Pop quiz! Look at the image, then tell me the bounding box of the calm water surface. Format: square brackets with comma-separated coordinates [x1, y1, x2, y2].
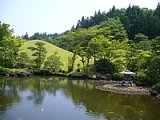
[0, 76, 160, 120]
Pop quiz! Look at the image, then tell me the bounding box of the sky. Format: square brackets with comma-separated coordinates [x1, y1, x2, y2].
[0, 0, 159, 36]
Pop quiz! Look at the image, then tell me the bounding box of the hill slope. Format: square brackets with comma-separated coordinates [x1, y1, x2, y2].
[20, 40, 81, 70]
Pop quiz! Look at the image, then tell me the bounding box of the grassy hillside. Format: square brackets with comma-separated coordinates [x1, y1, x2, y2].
[20, 40, 82, 70]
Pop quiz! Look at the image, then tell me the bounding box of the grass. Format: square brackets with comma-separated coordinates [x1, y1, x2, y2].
[19, 40, 82, 71]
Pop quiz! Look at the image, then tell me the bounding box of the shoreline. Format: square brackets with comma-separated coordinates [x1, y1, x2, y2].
[1, 72, 159, 97]
[96, 84, 151, 95]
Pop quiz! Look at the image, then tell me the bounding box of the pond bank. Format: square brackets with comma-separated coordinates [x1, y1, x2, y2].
[96, 84, 151, 95]
[1, 71, 159, 96]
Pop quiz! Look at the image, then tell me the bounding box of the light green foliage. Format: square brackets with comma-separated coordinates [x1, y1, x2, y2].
[126, 41, 152, 70]
[17, 52, 31, 65]
[0, 22, 24, 67]
[0, 22, 13, 41]
[28, 41, 47, 68]
[67, 52, 77, 72]
[0, 36, 24, 67]
[98, 17, 128, 40]
[77, 46, 92, 76]
[44, 51, 63, 72]
[89, 35, 130, 71]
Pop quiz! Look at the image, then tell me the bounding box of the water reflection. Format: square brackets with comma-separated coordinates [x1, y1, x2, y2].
[0, 76, 160, 120]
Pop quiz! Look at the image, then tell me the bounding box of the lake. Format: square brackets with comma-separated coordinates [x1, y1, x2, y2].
[0, 76, 160, 120]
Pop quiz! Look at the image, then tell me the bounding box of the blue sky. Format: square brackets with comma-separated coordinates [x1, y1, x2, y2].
[0, 0, 159, 36]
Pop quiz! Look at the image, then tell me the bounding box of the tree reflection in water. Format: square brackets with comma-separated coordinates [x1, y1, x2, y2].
[0, 76, 160, 120]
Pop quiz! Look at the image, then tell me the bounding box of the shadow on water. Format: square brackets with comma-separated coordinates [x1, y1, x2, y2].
[0, 76, 160, 120]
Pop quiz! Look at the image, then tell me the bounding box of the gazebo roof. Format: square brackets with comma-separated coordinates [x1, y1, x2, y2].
[120, 70, 135, 75]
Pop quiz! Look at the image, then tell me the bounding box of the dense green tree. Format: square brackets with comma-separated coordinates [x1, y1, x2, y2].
[147, 56, 160, 83]
[17, 52, 31, 66]
[0, 38, 11, 67]
[95, 59, 116, 75]
[44, 51, 63, 72]
[88, 36, 104, 73]
[0, 36, 24, 67]
[77, 46, 92, 76]
[134, 33, 151, 51]
[0, 22, 13, 41]
[28, 42, 47, 68]
[134, 33, 148, 43]
[154, 2, 160, 17]
[98, 17, 128, 40]
[71, 4, 160, 41]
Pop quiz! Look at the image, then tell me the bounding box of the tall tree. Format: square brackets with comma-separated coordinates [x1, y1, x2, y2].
[0, 22, 24, 68]
[154, 2, 160, 17]
[22, 32, 29, 40]
[28, 42, 47, 68]
[0, 22, 13, 41]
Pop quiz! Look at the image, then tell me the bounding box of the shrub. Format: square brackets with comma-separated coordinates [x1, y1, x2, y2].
[95, 59, 116, 75]
[0, 67, 12, 74]
[147, 56, 160, 84]
[32, 69, 51, 76]
[152, 82, 160, 94]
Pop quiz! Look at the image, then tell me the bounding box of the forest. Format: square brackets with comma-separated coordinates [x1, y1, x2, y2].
[0, 4, 160, 91]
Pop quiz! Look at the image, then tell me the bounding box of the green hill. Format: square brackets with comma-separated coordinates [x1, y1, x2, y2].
[20, 40, 81, 70]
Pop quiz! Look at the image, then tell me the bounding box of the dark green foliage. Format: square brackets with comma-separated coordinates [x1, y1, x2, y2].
[95, 59, 116, 75]
[22, 32, 29, 40]
[152, 82, 160, 94]
[152, 36, 160, 55]
[32, 69, 51, 76]
[25, 32, 59, 42]
[76, 10, 107, 29]
[154, 2, 160, 17]
[134, 71, 148, 85]
[147, 56, 160, 83]
[74, 4, 160, 40]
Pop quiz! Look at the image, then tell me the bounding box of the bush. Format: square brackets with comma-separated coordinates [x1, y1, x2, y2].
[147, 56, 160, 82]
[95, 59, 116, 75]
[44, 52, 63, 72]
[133, 71, 149, 86]
[152, 82, 160, 94]
[112, 73, 123, 81]
[0, 67, 12, 74]
[32, 69, 51, 75]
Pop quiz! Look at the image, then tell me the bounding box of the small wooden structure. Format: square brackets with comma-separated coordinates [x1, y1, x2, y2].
[120, 70, 135, 86]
